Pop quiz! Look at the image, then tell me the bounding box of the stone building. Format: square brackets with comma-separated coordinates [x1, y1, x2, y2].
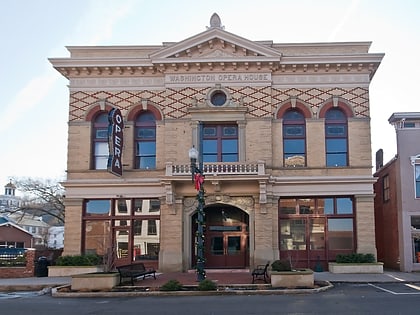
[49, 14, 383, 272]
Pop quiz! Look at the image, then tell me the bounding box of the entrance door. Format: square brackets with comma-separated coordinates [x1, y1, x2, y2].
[192, 204, 249, 269]
[207, 231, 246, 268]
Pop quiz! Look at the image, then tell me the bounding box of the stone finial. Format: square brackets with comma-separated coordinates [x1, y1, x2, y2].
[208, 13, 224, 29]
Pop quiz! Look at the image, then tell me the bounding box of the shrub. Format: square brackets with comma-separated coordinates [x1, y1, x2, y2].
[160, 279, 183, 291]
[55, 254, 102, 266]
[335, 253, 376, 263]
[198, 279, 217, 291]
[271, 259, 292, 272]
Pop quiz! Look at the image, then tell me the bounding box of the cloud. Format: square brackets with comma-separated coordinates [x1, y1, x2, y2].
[327, 0, 361, 41]
[73, 0, 137, 46]
[0, 72, 57, 133]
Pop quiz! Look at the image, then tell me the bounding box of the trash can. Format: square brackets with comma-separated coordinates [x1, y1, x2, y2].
[35, 256, 49, 277]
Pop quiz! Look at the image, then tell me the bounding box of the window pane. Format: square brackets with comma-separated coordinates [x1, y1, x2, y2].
[222, 139, 238, 153]
[280, 219, 306, 250]
[326, 125, 346, 136]
[203, 127, 217, 137]
[280, 199, 296, 214]
[203, 155, 217, 162]
[284, 126, 304, 136]
[203, 140, 217, 153]
[337, 198, 353, 214]
[95, 142, 109, 155]
[95, 156, 108, 169]
[137, 142, 156, 155]
[328, 218, 353, 250]
[86, 200, 111, 215]
[96, 129, 108, 138]
[326, 154, 347, 167]
[298, 198, 315, 214]
[84, 220, 111, 256]
[325, 108, 346, 120]
[284, 110, 304, 120]
[139, 157, 156, 169]
[323, 198, 334, 214]
[211, 236, 224, 255]
[148, 220, 157, 235]
[138, 128, 156, 139]
[310, 218, 325, 250]
[223, 126, 237, 136]
[326, 139, 347, 152]
[416, 165, 420, 198]
[222, 154, 238, 162]
[284, 139, 305, 153]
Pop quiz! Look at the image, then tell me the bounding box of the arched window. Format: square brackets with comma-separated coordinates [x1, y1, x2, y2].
[325, 108, 348, 167]
[92, 112, 109, 170]
[283, 109, 306, 167]
[135, 111, 156, 169]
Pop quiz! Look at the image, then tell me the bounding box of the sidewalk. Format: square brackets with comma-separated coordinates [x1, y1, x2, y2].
[1, 270, 420, 292]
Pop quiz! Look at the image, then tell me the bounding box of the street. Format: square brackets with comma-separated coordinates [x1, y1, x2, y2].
[2, 283, 420, 314]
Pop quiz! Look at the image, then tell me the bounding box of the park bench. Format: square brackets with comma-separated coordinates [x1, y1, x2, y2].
[251, 262, 269, 283]
[116, 262, 156, 285]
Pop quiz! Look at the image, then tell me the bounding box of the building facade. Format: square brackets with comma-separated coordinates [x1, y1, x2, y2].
[50, 14, 383, 272]
[374, 112, 420, 272]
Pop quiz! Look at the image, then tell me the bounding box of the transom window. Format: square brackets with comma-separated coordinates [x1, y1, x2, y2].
[202, 124, 238, 162]
[283, 109, 306, 167]
[92, 112, 109, 170]
[325, 108, 348, 167]
[135, 111, 156, 169]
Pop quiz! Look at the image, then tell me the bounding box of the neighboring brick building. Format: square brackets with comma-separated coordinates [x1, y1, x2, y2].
[49, 14, 383, 272]
[374, 112, 420, 272]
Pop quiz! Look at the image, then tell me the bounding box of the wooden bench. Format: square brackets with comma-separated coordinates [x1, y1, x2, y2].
[116, 262, 156, 285]
[251, 262, 269, 283]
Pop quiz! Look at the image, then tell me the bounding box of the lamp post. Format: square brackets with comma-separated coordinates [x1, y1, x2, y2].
[189, 146, 206, 281]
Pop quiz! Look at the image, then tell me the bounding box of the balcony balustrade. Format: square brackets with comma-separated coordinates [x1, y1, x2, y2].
[165, 161, 265, 176]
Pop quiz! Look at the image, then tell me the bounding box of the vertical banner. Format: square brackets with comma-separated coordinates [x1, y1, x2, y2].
[107, 108, 124, 177]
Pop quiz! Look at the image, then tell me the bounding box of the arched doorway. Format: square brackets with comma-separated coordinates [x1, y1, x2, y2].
[192, 204, 249, 269]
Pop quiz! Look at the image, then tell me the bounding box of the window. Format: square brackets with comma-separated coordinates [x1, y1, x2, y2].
[202, 124, 238, 162]
[210, 90, 227, 106]
[83, 198, 160, 262]
[283, 109, 306, 167]
[416, 165, 420, 199]
[328, 218, 354, 250]
[383, 175, 390, 202]
[325, 108, 348, 167]
[92, 112, 109, 169]
[135, 111, 156, 169]
[147, 220, 158, 235]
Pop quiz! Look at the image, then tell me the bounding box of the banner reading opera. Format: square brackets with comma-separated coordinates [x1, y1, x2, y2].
[107, 108, 124, 177]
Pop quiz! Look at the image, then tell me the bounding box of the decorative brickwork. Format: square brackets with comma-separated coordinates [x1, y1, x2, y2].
[69, 87, 369, 122]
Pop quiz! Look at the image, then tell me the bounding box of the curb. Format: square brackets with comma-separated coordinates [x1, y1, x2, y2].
[51, 281, 333, 298]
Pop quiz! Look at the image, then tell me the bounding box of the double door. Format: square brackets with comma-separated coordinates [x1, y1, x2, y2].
[206, 230, 248, 268]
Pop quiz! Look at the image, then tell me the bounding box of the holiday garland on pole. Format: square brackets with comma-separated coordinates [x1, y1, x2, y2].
[194, 172, 206, 281]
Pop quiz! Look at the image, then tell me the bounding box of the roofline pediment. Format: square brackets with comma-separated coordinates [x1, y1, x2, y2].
[150, 27, 282, 61]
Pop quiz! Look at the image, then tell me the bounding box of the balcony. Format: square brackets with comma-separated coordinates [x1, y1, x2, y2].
[165, 161, 265, 176]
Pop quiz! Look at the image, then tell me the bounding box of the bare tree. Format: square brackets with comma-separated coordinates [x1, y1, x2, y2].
[11, 177, 65, 225]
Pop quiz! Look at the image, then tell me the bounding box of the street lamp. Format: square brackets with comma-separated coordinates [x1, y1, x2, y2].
[189, 146, 206, 281]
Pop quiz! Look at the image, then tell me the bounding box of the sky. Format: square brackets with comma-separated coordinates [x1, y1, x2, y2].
[1, 0, 419, 190]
